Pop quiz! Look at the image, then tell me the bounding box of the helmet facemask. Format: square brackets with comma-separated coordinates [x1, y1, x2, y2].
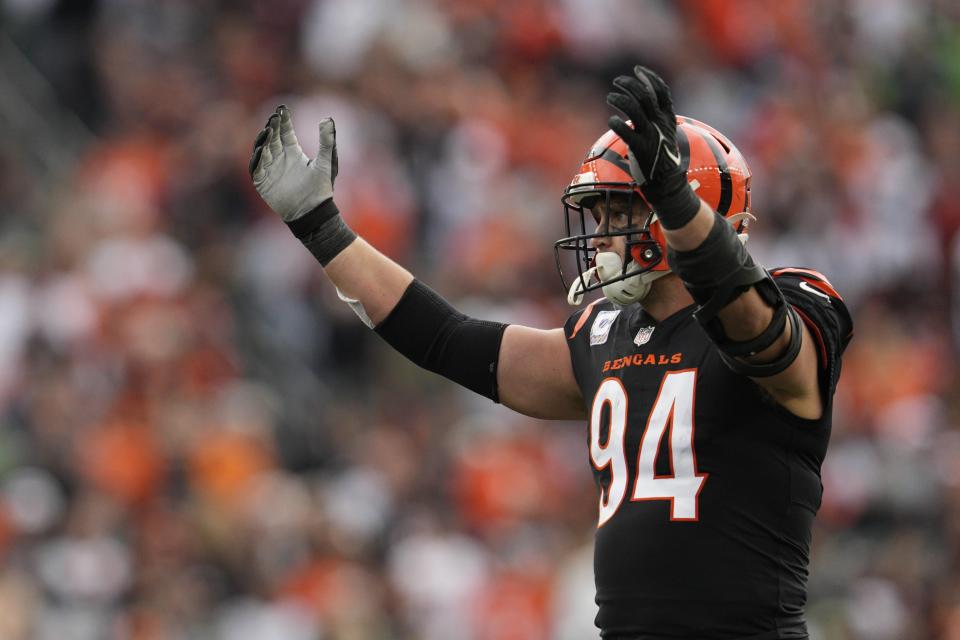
[554, 187, 669, 307]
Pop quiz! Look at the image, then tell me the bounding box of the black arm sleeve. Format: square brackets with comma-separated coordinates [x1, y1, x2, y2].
[374, 280, 508, 402]
[668, 212, 803, 377]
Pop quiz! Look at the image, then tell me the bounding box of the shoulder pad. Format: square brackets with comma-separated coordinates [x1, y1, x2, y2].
[772, 267, 853, 390]
[771, 267, 844, 303]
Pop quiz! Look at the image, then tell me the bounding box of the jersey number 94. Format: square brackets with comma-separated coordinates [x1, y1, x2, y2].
[590, 370, 708, 526]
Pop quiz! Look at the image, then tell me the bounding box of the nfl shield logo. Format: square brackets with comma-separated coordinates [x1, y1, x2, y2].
[633, 326, 655, 346]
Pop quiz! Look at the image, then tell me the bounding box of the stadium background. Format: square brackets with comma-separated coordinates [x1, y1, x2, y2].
[1, 0, 959, 638]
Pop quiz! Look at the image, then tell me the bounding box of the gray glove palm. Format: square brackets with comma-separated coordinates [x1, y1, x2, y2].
[249, 105, 338, 222]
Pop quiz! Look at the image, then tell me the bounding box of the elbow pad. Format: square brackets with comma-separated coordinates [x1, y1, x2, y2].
[374, 280, 508, 402]
[668, 212, 802, 377]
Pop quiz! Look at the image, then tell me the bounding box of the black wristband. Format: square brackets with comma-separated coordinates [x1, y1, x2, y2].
[285, 199, 357, 266]
[646, 181, 701, 230]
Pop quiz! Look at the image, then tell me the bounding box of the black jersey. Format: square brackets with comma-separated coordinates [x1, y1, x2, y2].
[563, 268, 853, 640]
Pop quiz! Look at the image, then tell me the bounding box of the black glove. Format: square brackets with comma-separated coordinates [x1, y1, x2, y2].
[607, 66, 701, 230]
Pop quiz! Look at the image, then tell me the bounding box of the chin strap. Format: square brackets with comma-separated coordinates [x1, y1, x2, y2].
[727, 211, 755, 243]
[567, 265, 600, 306]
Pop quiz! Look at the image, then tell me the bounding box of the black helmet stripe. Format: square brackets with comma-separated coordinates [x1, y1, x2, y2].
[698, 130, 733, 215]
[598, 147, 631, 176]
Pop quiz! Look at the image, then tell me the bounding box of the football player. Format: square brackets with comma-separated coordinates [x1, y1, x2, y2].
[249, 66, 852, 639]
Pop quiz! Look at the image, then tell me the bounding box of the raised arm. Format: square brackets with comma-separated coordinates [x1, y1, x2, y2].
[607, 68, 822, 419]
[249, 106, 584, 420]
[327, 240, 584, 419]
[661, 201, 820, 418]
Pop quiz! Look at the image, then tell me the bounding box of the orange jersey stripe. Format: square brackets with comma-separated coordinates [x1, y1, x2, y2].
[568, 299, 603, 339]
[773, 268, 843, 300]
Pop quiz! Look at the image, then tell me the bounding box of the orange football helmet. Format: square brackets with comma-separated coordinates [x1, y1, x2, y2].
[555, 116, 752, 305]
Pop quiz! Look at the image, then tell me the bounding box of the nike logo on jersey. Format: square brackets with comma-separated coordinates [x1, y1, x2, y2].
[799, 280, 832, 302]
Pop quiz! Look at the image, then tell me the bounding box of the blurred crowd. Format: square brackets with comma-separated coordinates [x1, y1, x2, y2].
[1, 0, 960, 638]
